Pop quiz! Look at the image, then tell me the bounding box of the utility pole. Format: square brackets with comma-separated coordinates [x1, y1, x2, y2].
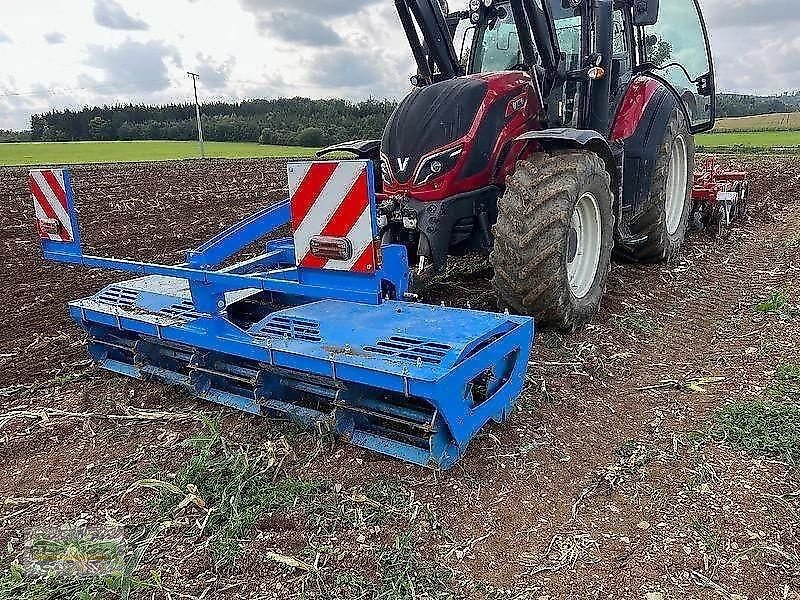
[187, 71, 205, 158]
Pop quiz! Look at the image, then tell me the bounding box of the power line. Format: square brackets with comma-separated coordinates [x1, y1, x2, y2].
[0, 79, 180, 98]
[0, 79, 296, 98]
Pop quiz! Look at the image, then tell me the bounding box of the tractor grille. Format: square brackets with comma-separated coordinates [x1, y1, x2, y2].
[364, 336, 451, 366]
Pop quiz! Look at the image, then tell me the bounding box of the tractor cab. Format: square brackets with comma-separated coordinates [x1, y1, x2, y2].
[397, 0, 715, 135]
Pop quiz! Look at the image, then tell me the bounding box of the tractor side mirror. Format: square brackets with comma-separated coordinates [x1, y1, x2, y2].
[631, 0, 659, 27]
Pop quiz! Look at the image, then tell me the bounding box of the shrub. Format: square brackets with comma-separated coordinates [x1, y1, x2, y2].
[296, 127, 324, 147]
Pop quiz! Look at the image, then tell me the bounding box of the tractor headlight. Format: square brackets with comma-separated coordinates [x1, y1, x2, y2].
[414, 146, 463, 186]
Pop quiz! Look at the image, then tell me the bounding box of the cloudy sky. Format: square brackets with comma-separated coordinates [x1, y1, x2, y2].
[0, 0, 797, 130]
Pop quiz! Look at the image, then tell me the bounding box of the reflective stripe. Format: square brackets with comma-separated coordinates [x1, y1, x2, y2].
[30, 170, 73, 240]
[289, 161, 376, 272]
[289, 162, 337, 230]
[334, 205, 374, 271]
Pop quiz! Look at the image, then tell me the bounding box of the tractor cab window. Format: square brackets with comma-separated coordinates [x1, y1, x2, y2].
[642, 0, 714, 131]
[555, 15, 581, 72]
[549, 3, 582, 127]
[471, 5, 522, 72]
[455, 1, 584, 126]
[458, 2, 583, 74]
[454, 19, 476, 72]
[612, 10, 627, 55]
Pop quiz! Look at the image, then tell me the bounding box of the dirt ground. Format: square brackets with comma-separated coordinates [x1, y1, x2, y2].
[0, 156, 798, 600]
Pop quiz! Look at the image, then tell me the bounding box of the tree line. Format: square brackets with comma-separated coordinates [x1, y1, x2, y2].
[25, 98, 397, 147]
[4, 91, 800, 146]
[0, 129, 32, 143]
[716, 92, 800, 118]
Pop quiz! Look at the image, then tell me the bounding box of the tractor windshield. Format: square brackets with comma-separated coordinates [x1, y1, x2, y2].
[454, 1, 581, 74]
[472, 6, 522, 71]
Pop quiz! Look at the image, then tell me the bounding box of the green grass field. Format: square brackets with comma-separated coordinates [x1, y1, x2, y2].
[701, 111, 800, 152]
[696, 130, 800, 151]
[4, 128, 799, 165]
[0, 141, 317, 166]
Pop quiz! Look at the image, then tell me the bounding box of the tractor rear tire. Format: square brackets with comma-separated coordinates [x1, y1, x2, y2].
[490, 151, 615, 332]
[618, 108, 695, 263]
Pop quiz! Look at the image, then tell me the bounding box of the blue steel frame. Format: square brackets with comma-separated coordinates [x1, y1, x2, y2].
[34, 161, 535, 469]
[42, 161, 410, 313]
[75, 296, 533, 468]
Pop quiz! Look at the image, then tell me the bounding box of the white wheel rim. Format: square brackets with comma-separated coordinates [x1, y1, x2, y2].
[567, 192, 602, 300]
[665, 135, 688, 236]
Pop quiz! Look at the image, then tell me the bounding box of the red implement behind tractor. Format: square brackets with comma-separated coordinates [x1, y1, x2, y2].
[691, 157, 749, 237]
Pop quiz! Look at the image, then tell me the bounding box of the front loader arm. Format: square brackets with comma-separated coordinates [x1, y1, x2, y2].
[396, 0, 461, 84]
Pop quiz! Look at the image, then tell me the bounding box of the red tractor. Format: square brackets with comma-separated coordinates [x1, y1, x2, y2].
[319, 0, 718, 331]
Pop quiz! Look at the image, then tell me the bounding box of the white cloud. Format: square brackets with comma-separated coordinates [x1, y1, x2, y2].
[254, 11, 344, 46]
[703, 0, 800, 94]
[239, 0, 381, 18]
[83, 39, 181, 93]
[192, 53, 237, 90]
[704, 0, 800, 28]
[43, 32, 66, 45]
[93, 0, 149, 31]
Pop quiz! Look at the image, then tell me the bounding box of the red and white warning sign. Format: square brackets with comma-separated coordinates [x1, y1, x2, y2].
[29, 169, 74, 242]
[287, 160, 378, 273]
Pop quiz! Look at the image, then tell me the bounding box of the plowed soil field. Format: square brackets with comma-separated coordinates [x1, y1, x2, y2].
[0, 156, 798, 600]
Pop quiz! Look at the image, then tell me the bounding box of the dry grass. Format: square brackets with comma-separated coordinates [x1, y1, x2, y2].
[715, 112, 800, 132]
[146, 417, 320, 569]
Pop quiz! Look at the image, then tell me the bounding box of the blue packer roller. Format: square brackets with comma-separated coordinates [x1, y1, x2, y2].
[29, 160, 534, 469]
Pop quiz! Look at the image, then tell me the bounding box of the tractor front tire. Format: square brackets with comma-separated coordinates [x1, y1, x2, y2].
[490, 151, 615, 332]
[618, 108, 695, 262]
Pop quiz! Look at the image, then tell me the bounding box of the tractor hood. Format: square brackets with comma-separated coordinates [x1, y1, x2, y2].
[382, 77, 488, 184]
